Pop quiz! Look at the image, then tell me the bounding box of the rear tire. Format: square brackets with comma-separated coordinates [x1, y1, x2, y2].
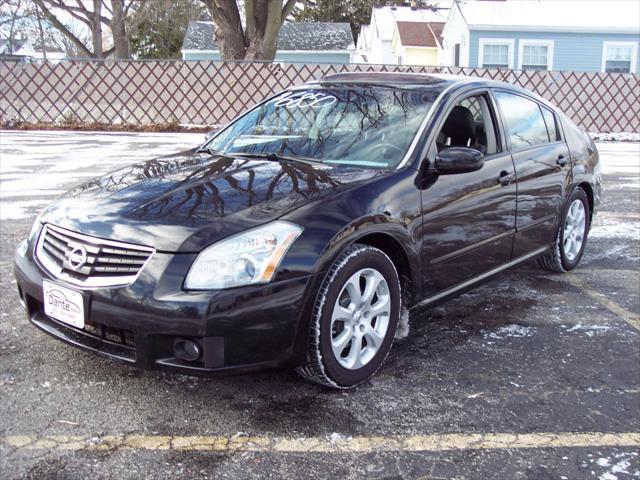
[538, 187, 590, 273]
[296, 244, 400, 388]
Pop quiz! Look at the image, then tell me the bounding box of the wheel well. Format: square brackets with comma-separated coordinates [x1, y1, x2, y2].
[577, 182, 594, 223]
[355, 233, 415, 304]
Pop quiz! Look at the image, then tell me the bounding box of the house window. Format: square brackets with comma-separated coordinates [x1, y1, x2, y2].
[519, 40, 554, 71]
[602, 41, 638, 73]
[479, 39, 514, 69]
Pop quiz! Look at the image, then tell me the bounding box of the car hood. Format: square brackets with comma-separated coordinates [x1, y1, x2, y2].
[40, 150, 384, 252]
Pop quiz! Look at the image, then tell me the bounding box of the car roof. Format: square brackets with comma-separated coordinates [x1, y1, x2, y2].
[308, 71, 555, 110]
[311, 72, 474, 89]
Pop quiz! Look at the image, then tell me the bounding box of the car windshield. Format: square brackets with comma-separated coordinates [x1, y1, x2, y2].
[208, 86, 437, 169]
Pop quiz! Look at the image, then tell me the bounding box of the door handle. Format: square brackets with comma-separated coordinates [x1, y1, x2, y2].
[497, 171, 514, 187]
[556, 154, 567, 167]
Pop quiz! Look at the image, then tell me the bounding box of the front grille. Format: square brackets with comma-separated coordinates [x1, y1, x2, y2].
[35, 223, 155, 288]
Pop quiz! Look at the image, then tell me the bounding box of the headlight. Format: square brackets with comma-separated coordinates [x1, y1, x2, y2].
[28, 219, 42, 242]
[184, 221, 303, 290]
[17, 220, 42, 257]
[16, 239, 28, 257]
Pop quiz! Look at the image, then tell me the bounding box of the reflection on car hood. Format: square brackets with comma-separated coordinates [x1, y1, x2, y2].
[40, 149, 383, 252]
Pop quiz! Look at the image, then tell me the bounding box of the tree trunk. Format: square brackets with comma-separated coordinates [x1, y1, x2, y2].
[34, 0, 47, 60]
[204, 0, 247, 60]
[92, 0, 103, 57]
[110, 0, 130, 59]
[203, 0, 296, 61]
[8, 0, 23, 54]
[244, 0, 279, 61]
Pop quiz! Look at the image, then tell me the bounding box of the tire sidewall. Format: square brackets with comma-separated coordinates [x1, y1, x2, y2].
[559, 188, 590, 270]
[317, 247, 400, 387]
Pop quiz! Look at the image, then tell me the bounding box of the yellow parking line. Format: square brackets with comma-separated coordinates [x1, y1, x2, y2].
[566, 273, 640, 331]
[3, 432, 639, 453]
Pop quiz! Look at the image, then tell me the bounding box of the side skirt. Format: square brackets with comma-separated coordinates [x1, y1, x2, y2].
[412, 245, 551, 310]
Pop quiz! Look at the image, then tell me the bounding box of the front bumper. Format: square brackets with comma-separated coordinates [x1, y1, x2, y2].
[14, 243, 320, 376]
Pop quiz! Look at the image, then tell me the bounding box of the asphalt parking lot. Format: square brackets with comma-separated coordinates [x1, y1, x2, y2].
[0, 131, 638, 479]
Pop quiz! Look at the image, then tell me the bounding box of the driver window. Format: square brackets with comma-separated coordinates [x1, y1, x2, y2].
[435, 94, 499, 156]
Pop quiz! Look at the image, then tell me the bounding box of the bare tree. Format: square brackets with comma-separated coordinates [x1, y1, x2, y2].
[33, 0, 46, 58]
[32, 0, 150, 58]
[201, 0, 297, 61]
[0, 0, 25, 52]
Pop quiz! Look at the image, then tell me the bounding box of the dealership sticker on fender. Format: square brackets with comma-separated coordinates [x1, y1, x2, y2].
[43, 280, 84, 329]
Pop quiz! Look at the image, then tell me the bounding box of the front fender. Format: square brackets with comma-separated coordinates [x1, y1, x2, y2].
[280, 168, 423, 364]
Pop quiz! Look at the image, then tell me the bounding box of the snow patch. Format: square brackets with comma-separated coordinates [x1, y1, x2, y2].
[0, 131, 199, 221]
[484, 324, 534, 340]
[591, 132, 640, 142]
[328, 432, 351, 445]
[599, 473, 617, 480]
[563, 324, 611, 337]
[592, 451, 638, 480]
[395, 305, 410, 340]
[0, 199, 50, 220]
[589, 223, 640, 240]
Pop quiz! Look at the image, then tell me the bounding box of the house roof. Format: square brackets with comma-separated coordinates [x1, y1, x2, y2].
[396, 21, 444, 48]
[456, 0, 640, 33]
[371, 4, 451, 41]
[181, 21, 355, 52]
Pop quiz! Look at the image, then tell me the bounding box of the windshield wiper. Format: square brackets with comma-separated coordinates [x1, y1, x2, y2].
[228, 152, 317, 164]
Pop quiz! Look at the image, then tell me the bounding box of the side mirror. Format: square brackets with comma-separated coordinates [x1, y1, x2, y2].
[434, 147, 484, 175]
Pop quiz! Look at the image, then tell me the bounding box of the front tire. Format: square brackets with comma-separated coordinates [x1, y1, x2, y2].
[538, 187, 591, 272]
[296, 244, 401, 388]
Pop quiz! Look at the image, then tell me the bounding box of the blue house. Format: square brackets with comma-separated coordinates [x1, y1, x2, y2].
[441, 0, 640, 73]
[181, 21, 355, 64]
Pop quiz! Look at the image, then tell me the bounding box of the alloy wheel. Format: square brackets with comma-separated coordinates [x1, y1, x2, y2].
[563, 199, 586, 262]
[330, 268, 391, 370]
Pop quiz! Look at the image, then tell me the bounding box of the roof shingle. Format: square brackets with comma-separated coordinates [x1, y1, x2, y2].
[182, 21, 354, 52]
[396, 21, 444, 48]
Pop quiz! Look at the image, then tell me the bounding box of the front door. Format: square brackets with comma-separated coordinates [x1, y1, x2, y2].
[420, 92, 517, 297]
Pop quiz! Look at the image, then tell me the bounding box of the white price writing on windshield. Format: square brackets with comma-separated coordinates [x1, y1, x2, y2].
[272, 92, 337, 109]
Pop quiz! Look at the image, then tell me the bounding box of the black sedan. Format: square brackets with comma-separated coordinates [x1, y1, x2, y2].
[14, 73, 601, 388]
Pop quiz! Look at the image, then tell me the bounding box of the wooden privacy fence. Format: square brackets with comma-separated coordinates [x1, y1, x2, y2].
[0, 60, 638, 132]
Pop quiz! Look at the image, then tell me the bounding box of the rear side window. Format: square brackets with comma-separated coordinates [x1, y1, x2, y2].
[541, 106, 560, 141]
[495, 91, 549, 150]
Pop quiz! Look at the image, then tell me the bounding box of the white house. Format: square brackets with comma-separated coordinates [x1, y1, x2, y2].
[355, 4, 450, 64]
[441, 0, 640, 73]
[391, 21, 444, 66]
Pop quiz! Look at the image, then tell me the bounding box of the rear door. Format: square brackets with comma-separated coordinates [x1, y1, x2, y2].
[493, 90, 571, 257]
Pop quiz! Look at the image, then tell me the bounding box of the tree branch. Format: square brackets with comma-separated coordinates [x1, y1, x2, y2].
[34, 0, 94, 57]
[281, 0, 297, 23]
[0, 15, 28, 26]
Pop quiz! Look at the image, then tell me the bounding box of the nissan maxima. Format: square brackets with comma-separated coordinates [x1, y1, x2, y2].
[14, 73, 601, 388]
